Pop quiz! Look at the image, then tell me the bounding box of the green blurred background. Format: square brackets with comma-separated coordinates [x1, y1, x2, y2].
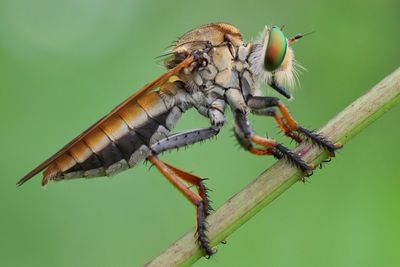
[1, 0, 399, 266]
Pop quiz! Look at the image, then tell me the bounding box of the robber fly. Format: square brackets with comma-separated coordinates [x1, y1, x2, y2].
[18, 23, 341, 256]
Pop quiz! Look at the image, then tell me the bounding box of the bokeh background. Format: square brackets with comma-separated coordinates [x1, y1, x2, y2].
[1, 0, 399, 266]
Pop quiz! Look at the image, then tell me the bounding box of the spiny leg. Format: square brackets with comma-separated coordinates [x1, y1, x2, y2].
[275, 100, 339, 155]
[296, 126, 338, 155]
[151, 127, 219, 155]
[247, 95, 341, 155]
[233, 122, 282, 158]
[147, 155, 215, 257]
[250, 135, 311, 174]
[163, 162, 213, 216]
[147, 110, 224, 257]
[150, 126, 220, 214]
[151, 107, 224, 155]
[251, 107, 303, 143]
[151, 127, 217, 215]
[234, 112, 312, 176]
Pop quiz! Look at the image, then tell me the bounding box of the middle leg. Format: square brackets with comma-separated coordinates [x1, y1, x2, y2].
[233, 111, 312, 176]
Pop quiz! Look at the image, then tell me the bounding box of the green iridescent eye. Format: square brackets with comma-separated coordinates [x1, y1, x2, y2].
[264, 26, 287, 71]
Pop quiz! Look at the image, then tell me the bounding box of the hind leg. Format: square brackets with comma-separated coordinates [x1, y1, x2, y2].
[147, 155, 215, 257]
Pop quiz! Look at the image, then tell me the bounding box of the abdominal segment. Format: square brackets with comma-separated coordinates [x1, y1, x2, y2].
[42, 91, 182, 184]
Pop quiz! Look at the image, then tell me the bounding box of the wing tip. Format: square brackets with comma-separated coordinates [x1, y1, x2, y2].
[16, 175, 32, 186]
[17, 166, 60, 187]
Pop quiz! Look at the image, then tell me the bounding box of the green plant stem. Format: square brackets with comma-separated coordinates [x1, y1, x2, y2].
[145, 68, 400, 267]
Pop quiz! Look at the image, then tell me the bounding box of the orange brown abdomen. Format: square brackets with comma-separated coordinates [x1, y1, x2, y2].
[43, 89, 182, 185]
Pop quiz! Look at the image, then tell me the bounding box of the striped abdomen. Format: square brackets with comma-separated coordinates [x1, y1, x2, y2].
[43, 89, 182, 184]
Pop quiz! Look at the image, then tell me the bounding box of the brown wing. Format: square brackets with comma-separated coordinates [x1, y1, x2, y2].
[17, 55, 194, 186]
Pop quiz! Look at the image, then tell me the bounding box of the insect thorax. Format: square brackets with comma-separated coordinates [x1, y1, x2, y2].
[165, 42, 258, 117]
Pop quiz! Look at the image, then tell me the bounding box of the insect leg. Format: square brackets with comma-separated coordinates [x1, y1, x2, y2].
[247, 95, 340, 155]
[150, 127, 219, 155]
[270, 78, 291, 99]
[234, 111, 312, 176]
[147, 155, 215, 257]
[151, 107, 225, 154]
[251, 107, 303, 143]
[162, 162, 213, 216]
[233, 119, 282, 157]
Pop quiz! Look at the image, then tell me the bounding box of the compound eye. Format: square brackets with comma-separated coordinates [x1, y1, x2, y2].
[264, 26, 287, 71]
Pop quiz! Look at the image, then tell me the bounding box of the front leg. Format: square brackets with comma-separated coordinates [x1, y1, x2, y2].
[251, 107, 303, 143]
[247, 95, 341, 155]
[270, 77, 292, 99]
